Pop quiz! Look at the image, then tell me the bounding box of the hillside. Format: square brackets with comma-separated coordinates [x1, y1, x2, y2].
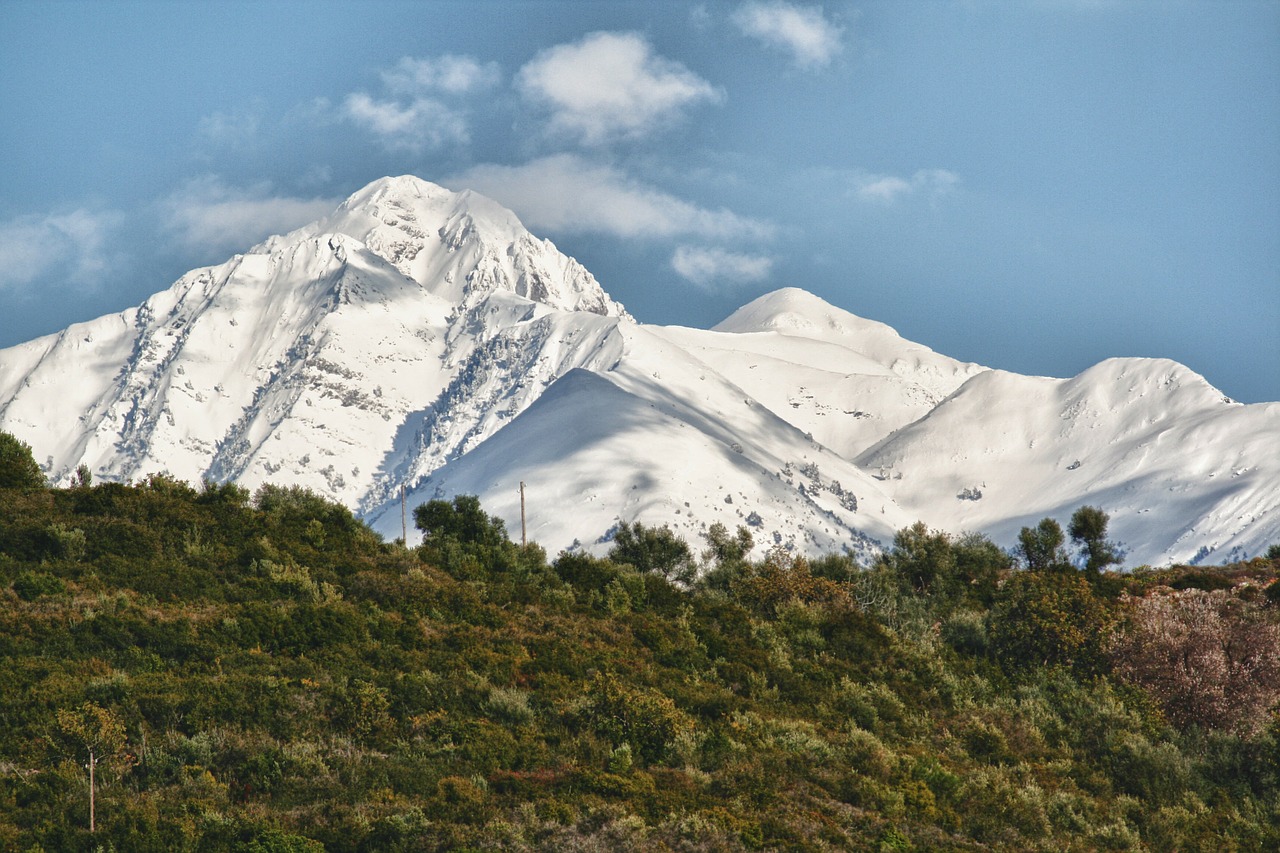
[1, 458, 1277, 850]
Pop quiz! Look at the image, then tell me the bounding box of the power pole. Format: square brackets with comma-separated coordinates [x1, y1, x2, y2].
[400, 484, 407, 546]
[88, 748, 96, 833]
[520, 481, 527, 548]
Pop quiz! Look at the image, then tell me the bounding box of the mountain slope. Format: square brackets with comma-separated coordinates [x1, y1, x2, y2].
[0, 177, 623, 510]
[856, 359, 1280, 564]
[654, 288, 987, 459]
[1, 175, 1276, 565]
[369, 321, 914, 558]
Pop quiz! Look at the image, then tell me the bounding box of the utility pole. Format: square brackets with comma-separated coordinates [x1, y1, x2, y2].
[520, 481, 527, 548]
[400, 484, 407, 546]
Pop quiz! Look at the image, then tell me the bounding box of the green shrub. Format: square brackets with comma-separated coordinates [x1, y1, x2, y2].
[12, 570, 66, 601]
[940, 609, 988, 655]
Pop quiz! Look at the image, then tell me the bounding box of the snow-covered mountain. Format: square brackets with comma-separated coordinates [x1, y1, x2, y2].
[1, 175, 1275, 565]
[856, 359, 1280, 566]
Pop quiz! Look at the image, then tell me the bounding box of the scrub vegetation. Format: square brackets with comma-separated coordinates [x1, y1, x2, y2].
[1, 433, 1277, 851]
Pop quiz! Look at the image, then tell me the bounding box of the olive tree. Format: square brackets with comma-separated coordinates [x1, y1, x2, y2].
[1069, 505, 1121, 573]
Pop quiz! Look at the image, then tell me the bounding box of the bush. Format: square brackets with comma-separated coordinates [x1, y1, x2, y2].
[1110, 589, 1280, 735]
[580, 672, 694, 764]
[608, 521, 694, 584]
[989, 571, 1116, 675]
[13, 570, 66, 601]
[941, 609, 989, 656]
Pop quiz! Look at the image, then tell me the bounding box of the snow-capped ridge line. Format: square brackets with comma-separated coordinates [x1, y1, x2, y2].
[0, 174, 1274, 565]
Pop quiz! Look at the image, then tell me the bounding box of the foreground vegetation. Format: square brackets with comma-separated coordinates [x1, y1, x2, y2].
[1, 434, 1278, 850]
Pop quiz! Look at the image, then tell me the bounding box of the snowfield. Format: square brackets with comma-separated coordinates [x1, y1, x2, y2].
[1, 176, 1275, 565]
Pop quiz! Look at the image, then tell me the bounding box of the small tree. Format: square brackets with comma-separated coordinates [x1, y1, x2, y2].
[414, 494, 508, 549]
[609, 521, 695, 584]
[55, 702, 127, 833]
[1015, 518, 1070, 572]
[0, 431, 45, 489]
[703, 522, 753, 570]
[882, 521, 955, 594]
[951, 531, 1010, 605]
[414, 495, 517, 578]
[693, 522, 755, 592]
[1069, 505, 1121, 573]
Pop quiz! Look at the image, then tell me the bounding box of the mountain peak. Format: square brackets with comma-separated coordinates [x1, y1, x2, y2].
[258, 175, 625, 318]
[715, 287, 986, 400]
[336, 175, 523, 237]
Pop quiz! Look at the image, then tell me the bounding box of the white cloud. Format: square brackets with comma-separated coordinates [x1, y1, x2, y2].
[342, 92, 469, 153]
[340, 53, 496, 152]
[163, 177, 337, 257]
[733, 2, 844, 70]
[856, 169, 960, 203]
[0, 209, 122, 292]
[382, 55, 501, 96]
[671, 245, 773, 290]
[517, 32, 722, 145]
[448, 154, 773, 241]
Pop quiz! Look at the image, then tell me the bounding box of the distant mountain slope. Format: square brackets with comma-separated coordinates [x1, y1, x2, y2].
[1, 175, 1275, 564]
[856, 359, 1280, 565]
[369, 321, 913, 559]
[655, 288, 987, 459]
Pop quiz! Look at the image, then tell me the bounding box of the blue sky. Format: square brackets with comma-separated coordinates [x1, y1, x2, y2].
[2, 0, 1277, 402]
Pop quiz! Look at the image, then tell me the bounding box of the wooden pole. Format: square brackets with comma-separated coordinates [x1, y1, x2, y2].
[520, 481, 527, 548]
[400, 484, 407, 546]
[88, 749, 96, 833]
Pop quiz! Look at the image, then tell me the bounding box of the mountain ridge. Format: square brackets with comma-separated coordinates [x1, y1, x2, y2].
[1, 175, 1275, 565]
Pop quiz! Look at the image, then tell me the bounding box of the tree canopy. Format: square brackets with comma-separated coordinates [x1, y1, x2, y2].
[1016, 517, 1070, 572]
[0, 431, 45, 489]
[1069, 505, 1122, 573]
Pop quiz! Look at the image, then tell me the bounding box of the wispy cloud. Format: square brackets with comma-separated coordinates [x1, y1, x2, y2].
[163, 177, 337, 258]
[517, 32, 722, 145]
[733, 2, 844, 70]
[381, 55, 501, 96]
[448, 154, 773, 241]
[0, 209, 122, 292]
[855, 169, 960, 203]
[197, 104, 264, 148]
[342, 93, 469, 152]
[342, 53, 497, 153]
[671, 245, 774, 290]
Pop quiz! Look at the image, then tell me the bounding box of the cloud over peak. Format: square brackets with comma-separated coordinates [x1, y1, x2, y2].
[342, 93, 470, 153]
[733, 2, 844, 69]
[162, 177, 337, 259]
[342, 53, 496, 153]
[517, 32, 722, 145]
[381, 55, 501, 96]
[671, 245, 774, 290]
[448, 154, 773, 242]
